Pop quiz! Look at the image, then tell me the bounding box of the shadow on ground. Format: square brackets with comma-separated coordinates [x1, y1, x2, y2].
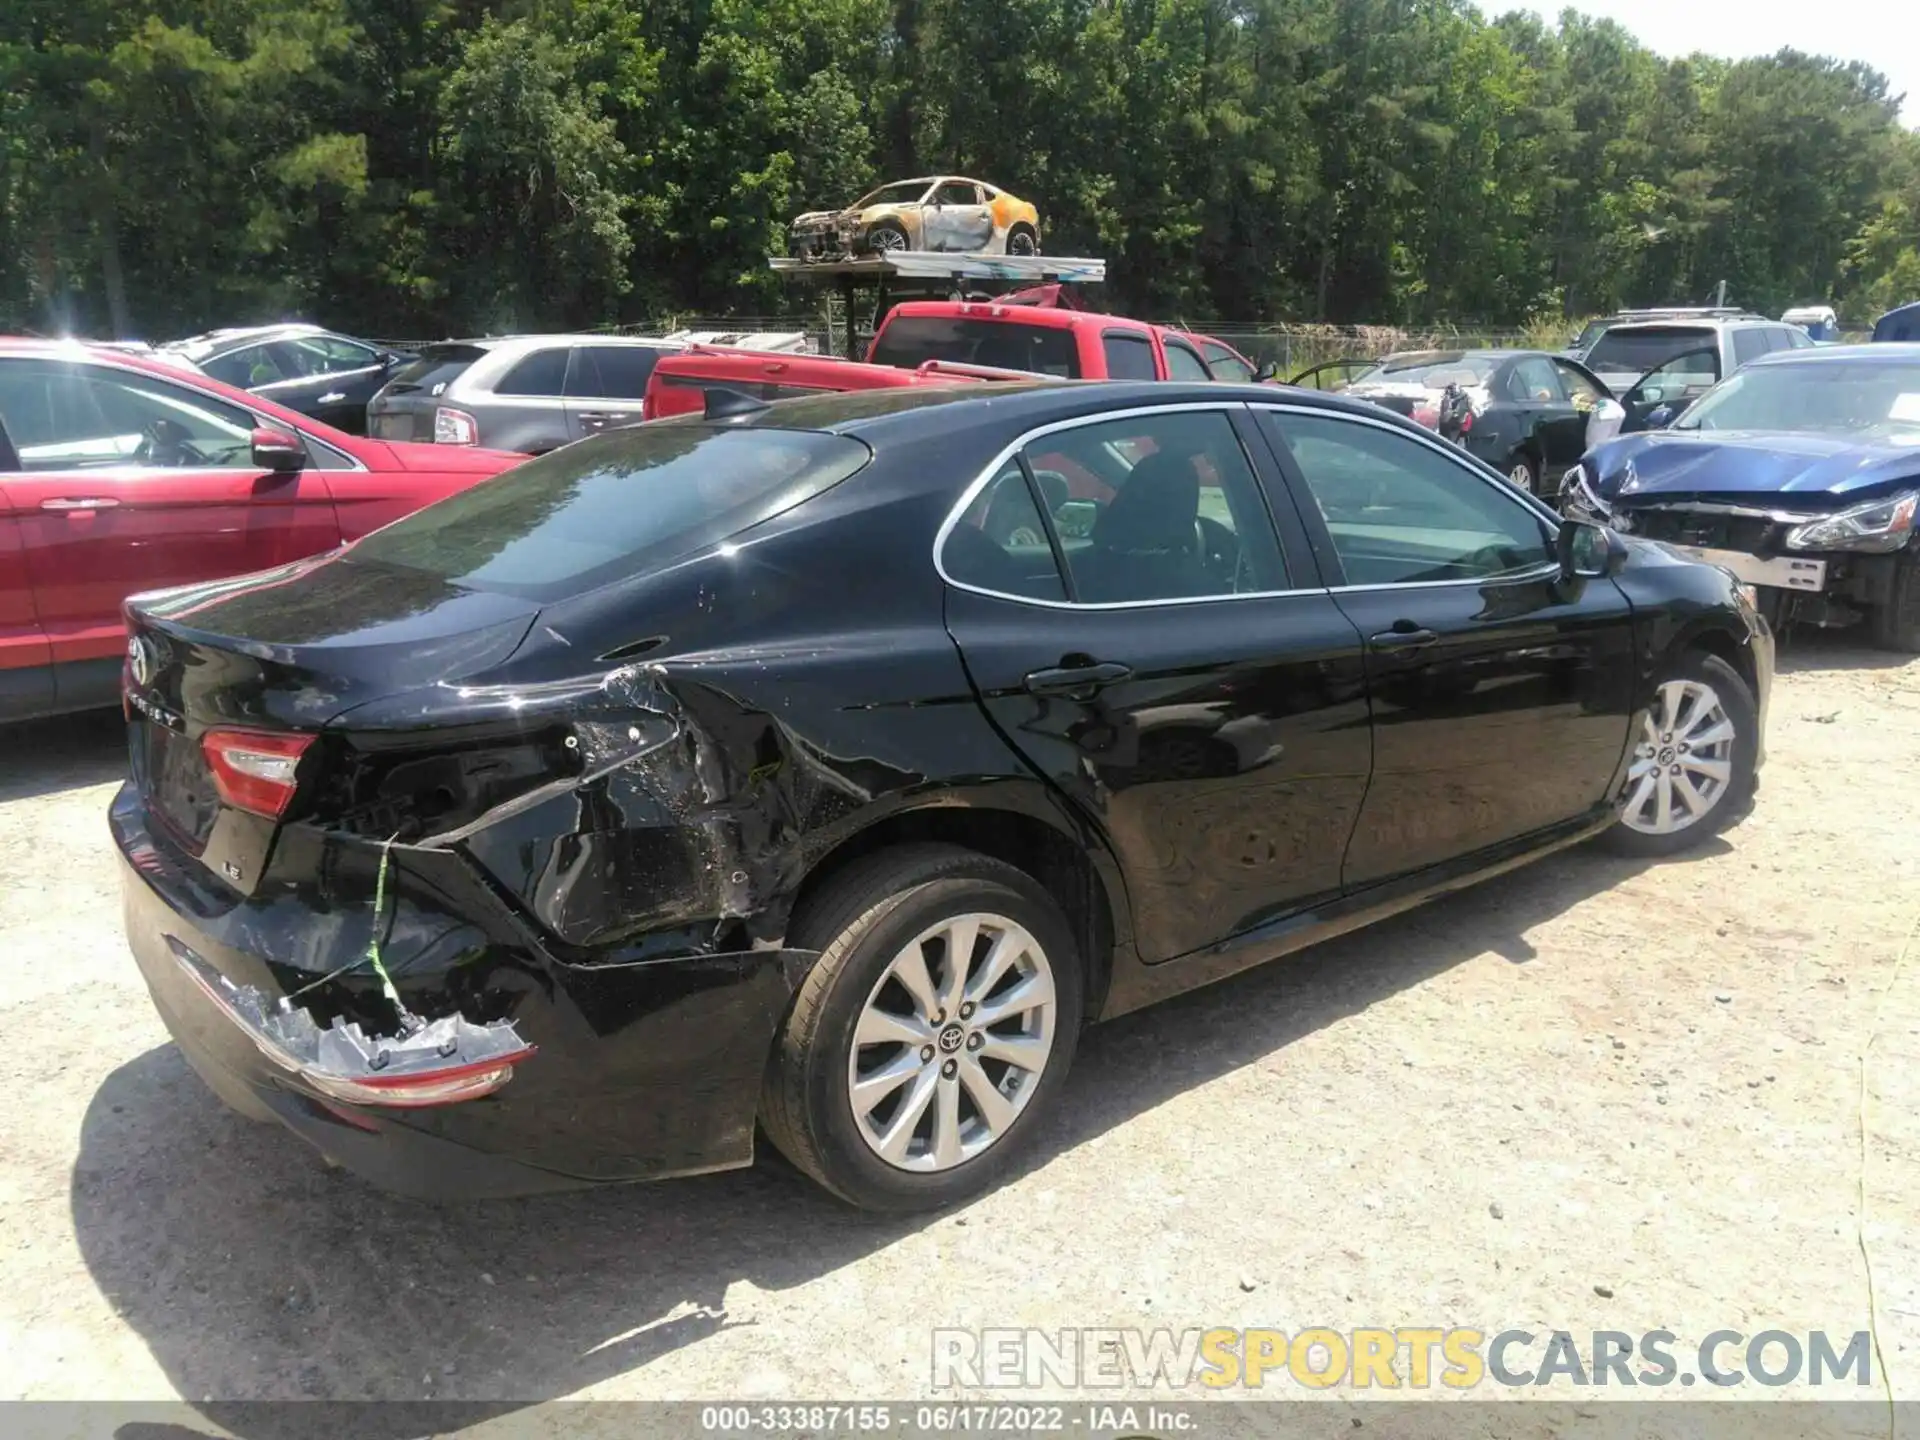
[71, 832, 1718, 1435]
[0, 707, 126, 802]
[1772, 625, 1913, 676]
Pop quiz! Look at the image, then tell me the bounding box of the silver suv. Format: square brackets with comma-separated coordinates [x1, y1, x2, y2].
[1583, 317, 1817, 429]
[366, 334, 682, 454]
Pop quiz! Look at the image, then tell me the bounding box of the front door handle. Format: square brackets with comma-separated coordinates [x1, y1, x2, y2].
[1369, 626, 1439, 651]
[317, 391, 347, 405]
[40, 497, 120, 511]
[1023, 660, 1132, 698]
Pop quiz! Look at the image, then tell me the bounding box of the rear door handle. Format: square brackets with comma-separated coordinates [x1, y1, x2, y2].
[40, 497, 119, 511]
[576, 411, 631, 425]
[1369, 626, 1439, 651]
[1023, 661, 1132, 698]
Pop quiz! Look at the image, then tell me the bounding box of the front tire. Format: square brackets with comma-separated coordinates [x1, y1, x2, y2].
[1597, 650, 1757, 857]
[760, 845, 1083, 1212]
[1007, 223, 1039, 257]
[864, 221, 909, 256]
[1868, 553, 1920, 653]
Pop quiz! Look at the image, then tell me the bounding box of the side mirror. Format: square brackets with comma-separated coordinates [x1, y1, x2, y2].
[251, 426, 306, 474]
[1643, 404, 1676, 430]
[1253, 361, 1279, 383]
[1557, 518, 1626, 579]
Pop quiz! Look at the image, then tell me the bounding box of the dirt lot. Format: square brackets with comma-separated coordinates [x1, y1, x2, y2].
[0, 633, 1916, 1428]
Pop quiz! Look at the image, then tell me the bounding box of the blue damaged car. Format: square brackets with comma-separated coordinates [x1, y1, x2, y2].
[1563, 344, 1920, 650]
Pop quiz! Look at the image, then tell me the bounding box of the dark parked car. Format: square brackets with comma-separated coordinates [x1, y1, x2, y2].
[115, 382, 1771, 1212]
[1564, 344, 1920, 650]
[161, 324, 412, 434]
[1303, 349, 1624, 498]
[1873, 302, 1920, 343]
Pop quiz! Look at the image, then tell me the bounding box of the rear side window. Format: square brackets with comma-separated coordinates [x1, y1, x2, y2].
[572, 346, 663, 399]
[1732, 330, 1769, 367]
[1585, 326, 1715, 373]
[385, 345, 488, 396]
[495, 347, 572, 396]
[942, 461, 1068, 601]
[870, 317, 1081, 378]
[346, 426, 872, 601]
[1101, 333, 1158, 380]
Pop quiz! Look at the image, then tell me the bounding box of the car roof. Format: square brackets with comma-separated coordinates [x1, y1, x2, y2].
[883, 300, 1160, 333]
[1375, 348, 1515, 364]
[733, 377, 1410, 442]
[165, 323, 334, 360]
[1600, 316, 1775, 334]
[1748, 342, 1920, 367]
[455, 333, 680, 352]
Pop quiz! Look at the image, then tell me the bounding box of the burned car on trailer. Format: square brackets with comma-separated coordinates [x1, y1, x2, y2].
[117, 382, 1770, 1212]
[1564, 344, 1920, 650]
[788, 177, 1042, 260]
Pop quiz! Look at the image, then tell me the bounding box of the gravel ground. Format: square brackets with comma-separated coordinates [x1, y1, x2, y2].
[0, 632, 1916, 1432]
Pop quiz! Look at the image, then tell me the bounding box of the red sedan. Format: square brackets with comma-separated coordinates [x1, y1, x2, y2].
[0, 338, 525, 722]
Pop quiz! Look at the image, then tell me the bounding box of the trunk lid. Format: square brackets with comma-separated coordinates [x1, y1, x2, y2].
[124, 551, 540, 881]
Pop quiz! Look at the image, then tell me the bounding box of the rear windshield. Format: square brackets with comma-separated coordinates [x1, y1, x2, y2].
[870, 317, 1081, 378]
[1585, 327, 1714, 373]
[346, 426, 872, 601]
[383, 344, 489, 396]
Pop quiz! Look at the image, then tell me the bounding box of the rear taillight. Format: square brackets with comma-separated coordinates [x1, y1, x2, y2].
[433, 406, 479, 445]
[314, 1054, 533, 1108]
[201, 728, 313, 818]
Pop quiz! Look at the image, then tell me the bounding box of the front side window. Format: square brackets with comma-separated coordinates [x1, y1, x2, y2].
[346, 425, 871, 601]
[1506, 357, 1565, 403]
[495, 347, 572, 397]
[0, 361, 258, 471]
[1552, 360, 1605, 407]
[1016, 410, 1287, 604]
[1101, 333, 1158, 381]
[202, 345, 282, 388]
[1203, 343, 1256, 383]
[273, 336, 377, 377]
[1266, 411, 1554, 586]
[932, 182, 980, 206]
[1163, 340, 1213, 381]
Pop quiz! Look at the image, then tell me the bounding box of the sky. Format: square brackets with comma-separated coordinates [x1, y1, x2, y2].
[1482, 0, 1919, 126]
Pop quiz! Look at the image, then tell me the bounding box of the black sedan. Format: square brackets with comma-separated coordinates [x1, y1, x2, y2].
[1306, 349, 1625, 498]
[161, 323, 412, 434]
[114, 381, 1772, 1211]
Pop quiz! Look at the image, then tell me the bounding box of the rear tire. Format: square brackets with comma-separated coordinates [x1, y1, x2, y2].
[760, 844, 1083, 1212]
[1597, 651, 1757, 858]
[1868, 554, 1920, 653]
[1007, 224, 1039, 257]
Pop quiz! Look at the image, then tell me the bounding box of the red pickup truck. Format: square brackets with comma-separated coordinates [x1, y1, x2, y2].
[867, 297, 1261, 382]
[0, 338, 524, 722]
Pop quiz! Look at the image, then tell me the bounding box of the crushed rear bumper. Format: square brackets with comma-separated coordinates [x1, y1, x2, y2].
[115, 785, 811, 1201]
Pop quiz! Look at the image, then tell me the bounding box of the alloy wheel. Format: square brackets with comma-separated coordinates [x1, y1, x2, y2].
[1621, 678, 1737, 835]
[870, 227, 907, 253]
[845, 912, 1057, 1172]
[1510, 461, 1535, 491]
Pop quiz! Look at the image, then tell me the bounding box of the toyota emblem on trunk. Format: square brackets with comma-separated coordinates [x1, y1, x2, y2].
[127, 633, 159, 689]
